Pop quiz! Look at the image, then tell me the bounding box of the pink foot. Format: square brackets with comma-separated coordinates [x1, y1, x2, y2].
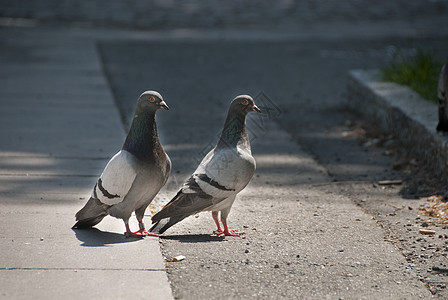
[124, 231, 145, 238]
[141, 230, 159, 237]
[223, 229, 244, 236]
[214, 229, 244, 236]
[124, 227, 159, 238]
[213, 229, 224, 236]
[132, 229, 159, 237]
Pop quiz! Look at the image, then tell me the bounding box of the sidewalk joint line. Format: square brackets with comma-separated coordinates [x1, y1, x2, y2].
[0, 174, 98, 178]
[0, 267, 166, 272]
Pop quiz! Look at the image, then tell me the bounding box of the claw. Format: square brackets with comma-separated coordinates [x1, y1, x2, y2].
[213, 229, 224, 236]
[124, 229, 159, 238]
[211, 212, 243, 237]
[124, 223, 159, 238]
[135, 229, 159, 237]
[223, 229, 244, 236]
[124, 231, 145, 238]
[213, 228, 244, 237]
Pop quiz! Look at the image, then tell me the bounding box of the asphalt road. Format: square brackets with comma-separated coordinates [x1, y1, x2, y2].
[99, 36, 448, 183]
[99, 35, 448, 298]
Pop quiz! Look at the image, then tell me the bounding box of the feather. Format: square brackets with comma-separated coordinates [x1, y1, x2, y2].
[73, 91, 171, 237]
[150, 95, 260, 236]
[73, 197, 110, 228]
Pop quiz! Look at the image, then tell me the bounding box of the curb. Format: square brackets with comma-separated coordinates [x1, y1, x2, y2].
[347, 69, 448, 180]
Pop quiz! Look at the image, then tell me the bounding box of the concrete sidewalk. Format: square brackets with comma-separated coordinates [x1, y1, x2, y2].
[0, 27, 172, 299]
[0, 24, 437, 299]
[98, 33, 435, 298]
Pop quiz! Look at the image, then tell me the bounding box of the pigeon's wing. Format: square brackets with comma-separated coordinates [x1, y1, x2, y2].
[93, 150, 138, 206]
[150, 147, 256, 234]
[150, 173, 228, 234]
[152, 147, 254, 222]
[152, 174, 227, 220]
[199, 147, 256, 197]
[151, 150, 223, 221]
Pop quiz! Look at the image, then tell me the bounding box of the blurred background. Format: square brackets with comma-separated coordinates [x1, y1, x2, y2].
[1, 0, 447, 33]
[1, 0, 448, 182]
[1, 2, 448, 298]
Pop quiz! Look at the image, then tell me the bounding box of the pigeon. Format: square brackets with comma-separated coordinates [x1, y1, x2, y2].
[437, 63, 448, 132]
[150, 95, 261, 236]
[73, 91, 171, 237]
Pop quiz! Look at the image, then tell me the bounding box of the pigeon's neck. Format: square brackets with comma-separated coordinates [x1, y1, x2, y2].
[122, 111, 163, 163]
[217, 111, 250, 149]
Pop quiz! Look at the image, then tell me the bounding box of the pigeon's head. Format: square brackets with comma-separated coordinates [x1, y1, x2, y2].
[230, 95, 261, 115]
[137, 91, 169, 112]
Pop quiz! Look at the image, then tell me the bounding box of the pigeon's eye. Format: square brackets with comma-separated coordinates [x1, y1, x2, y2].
[241, 99, 249, 105]
[149, 96, 156, 102]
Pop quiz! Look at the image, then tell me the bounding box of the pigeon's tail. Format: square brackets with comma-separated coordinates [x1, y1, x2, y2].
[72, 197, 110, 229]
[149, 215, 189, 234]
[149, 190, 189, 234]
[149, 188, 211, 234]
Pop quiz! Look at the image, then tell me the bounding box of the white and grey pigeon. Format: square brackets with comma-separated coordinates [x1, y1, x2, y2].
[150, 95, 260, 236]
[437, 63, 448, 132]
[73, 91, 171, 238]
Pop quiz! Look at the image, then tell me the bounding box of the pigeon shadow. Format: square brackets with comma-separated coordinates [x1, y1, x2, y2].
[72, 228, 143, 247]
[160, 234, 225, 243]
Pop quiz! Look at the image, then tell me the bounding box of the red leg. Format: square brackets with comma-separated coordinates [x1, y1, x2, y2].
[221, 219, 243, 237]
[134, 218, 159, 237]
[124, 223, 143, 238]
[212, 211, 224, 236]
[124, 222, 158, 238]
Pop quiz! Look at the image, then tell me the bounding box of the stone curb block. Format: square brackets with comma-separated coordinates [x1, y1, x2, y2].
[347, 69, 448, 180]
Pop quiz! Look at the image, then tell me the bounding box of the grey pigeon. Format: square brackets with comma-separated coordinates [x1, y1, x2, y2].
[437, 63, 448, 132]
[150, 95, 260, 236]
[73, 91, 171, 237]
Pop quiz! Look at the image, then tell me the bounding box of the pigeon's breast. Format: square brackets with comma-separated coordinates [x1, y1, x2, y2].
[95, 150, 169, 207]
[204, 147, 255, 192]
[95, 150, 139, 206]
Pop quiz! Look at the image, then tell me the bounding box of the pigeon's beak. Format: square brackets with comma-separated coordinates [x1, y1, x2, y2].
[159, 101, 169, 110]
[252, 104, 261, 113]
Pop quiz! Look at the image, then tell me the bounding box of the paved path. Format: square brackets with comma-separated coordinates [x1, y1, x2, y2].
[98, 33, 436, 298]
[0, 24, 437, 298]
[151, 116, 432, 299]
[0, 27, 172, 299]
[1, 0, 447, 294]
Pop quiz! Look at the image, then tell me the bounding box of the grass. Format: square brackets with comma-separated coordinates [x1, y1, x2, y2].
[381, 49, 445, 103]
